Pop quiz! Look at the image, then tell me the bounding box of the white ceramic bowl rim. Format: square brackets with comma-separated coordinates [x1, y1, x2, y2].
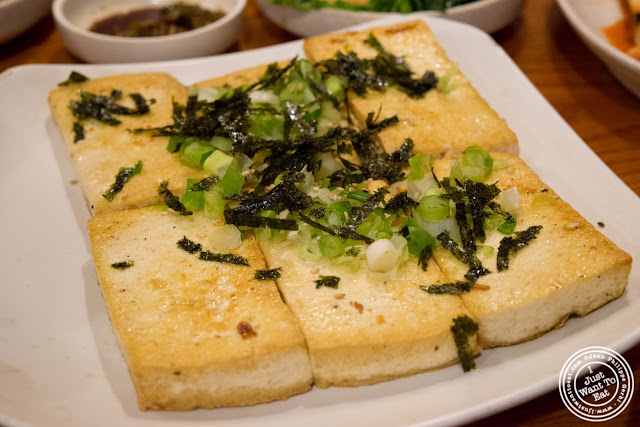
[52, 0, 246, 45]
[557, 0, 640, 72]
[262, 0, 506, 17]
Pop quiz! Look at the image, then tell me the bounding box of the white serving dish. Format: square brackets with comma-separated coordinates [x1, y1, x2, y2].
[52, 0, 246, 63]
[0, 14, 639, 427]
[0, 0, 52, 44]
[558, 0, 640, 98]
[257, 0, 523, 37]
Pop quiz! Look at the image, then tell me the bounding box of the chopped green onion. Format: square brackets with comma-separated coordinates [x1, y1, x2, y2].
[406, 227, 436, 257]
[408, 154, 426, 180]
[483, 214, 503, 230]
[295, 59, 323, 84]
[343, 188, 371, 203]
[210, 136, 233, 152]
[531, 193, 556, 209]
[323, 75, 346, 102]
[203, 150, 233, 177]
[492, 158, 509, 170]
[279, 80, 316, 105]
[416, 195, 450, 222]
[497, 217, 517, 235]
[476, 245, 494, 257]
[325, 201, 351, 227]
[248, 111, 284, 140]
[180, 178, 205, 211]
[204, 185, 225, 220]
[219, 159, 245, 195]
[318, 234, 346, 259]
[437, 64, 458, 94]
[181, 142, 214, 168]
[461, 146, 493, 183]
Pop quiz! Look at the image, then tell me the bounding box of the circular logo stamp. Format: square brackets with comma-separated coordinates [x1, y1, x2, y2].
[558, 346, 634, 422]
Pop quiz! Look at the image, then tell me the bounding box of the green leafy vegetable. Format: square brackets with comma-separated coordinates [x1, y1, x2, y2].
[102, 161, 143, 202]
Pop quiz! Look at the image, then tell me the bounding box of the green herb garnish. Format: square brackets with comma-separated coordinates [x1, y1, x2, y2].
[199, 251, 249, 266]
[421, 282, 472, 295]
[451, 315, 478, 372]
[111, 260, 134, 269]
[102, 161, 142, 202]
[177, 236, 202, 254]
[58, 71, 89, 87]
[158, 181, 193, 216]
[496, 225, 542, 272]
[315, 275, 340, 289]
[255, 268, 282, 280]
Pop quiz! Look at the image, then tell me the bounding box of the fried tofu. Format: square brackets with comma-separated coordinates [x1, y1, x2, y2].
[258, 239, 479, 387]
[432, 153, 632, 347]
[195, 62, 290, 88]
[304, 20, 518, 157]
[88, 208, 312, 410]
[49, 73, 207, 216]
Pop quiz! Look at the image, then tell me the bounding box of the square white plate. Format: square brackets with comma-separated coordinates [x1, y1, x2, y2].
[0, 15, 638, 427]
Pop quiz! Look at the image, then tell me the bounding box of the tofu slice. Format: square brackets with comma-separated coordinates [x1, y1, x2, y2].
[304, 20, 518, 157]
[49, 73, 207, 216]
[88, 208, 312, 410]
[258, 239, 479, 387]
[195, 61, 289, 88]
[432, 153, 632, 347]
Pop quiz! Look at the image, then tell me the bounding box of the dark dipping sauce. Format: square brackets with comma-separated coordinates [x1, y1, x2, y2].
[90, 4, 225, 37]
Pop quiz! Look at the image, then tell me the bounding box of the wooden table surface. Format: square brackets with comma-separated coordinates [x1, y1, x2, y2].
[1, 0, 638, 425]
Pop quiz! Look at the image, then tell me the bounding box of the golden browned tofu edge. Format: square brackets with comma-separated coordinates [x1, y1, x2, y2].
[87, 207, 313, 410]
[432, 153, 632, 348]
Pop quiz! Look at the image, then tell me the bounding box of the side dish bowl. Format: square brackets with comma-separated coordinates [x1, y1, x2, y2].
[0, 0, 52, 44]
[257, 0, 523, 37]
[558, 0, 640, 98]
[52, 0, 246, 63]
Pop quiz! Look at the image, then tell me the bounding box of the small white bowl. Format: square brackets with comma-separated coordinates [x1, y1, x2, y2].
[558, 0, 640, 98]
[0, 0, 52, 44]
[257, 0, 524, 37]
[52, 0, 246, 63]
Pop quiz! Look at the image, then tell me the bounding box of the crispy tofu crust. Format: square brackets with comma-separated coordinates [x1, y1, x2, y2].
[48, 73, 207, 216]
[88, 208, 312, 410]
[304, 20, 518, 157]
[195, 61, 292, 88]
[258, 239, 479, 387]
[432, 153, 632, 347]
